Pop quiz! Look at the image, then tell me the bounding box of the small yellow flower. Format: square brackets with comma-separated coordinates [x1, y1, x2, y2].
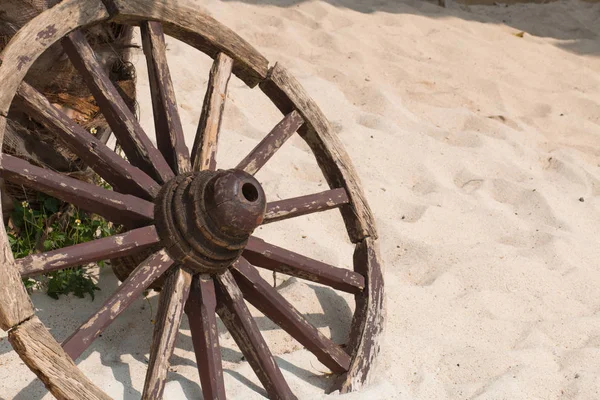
[75, 219, 81, 225]
[21, 201, 28, 208]
[90, 127, 98, 134]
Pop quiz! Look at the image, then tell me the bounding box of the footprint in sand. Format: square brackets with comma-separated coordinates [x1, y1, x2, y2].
[542, 155, 585, 186]
[497, 229, 555, 249]
[486, 114, 521, 131]
[454, 169, 484, 194]
[488, 178, 562, 228]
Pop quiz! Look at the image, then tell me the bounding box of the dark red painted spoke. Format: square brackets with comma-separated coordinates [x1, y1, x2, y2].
[215, 270, 296, 400]
[143, 267, 192, 400]
[62, 249, 175, 360]
[232, 258, 350, 374]
[191, 53, 233, 172]
[0, 154, 154, 226]
[243, 237, 364, 294]
[140, 21, 191, 175]
[14, 81, 160, 200]
[18, 226, 160, 278]
[185, 274, 226, 400]
[236, 110, 304, 175]
[62, 30, 174, 183]
[263, 188, 349, 225]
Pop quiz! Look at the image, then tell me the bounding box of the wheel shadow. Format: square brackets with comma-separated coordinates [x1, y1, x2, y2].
[12, 271, 354, 399]
[215, 0, 600, 57]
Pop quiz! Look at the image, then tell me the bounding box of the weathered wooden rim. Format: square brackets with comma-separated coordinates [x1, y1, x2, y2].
[0, 0, 384, 398]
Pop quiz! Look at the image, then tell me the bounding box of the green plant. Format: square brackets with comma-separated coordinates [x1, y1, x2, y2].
[9, 190, 116, 300]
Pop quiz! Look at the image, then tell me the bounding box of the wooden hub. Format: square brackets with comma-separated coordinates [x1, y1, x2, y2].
[154, 169, 266, 274]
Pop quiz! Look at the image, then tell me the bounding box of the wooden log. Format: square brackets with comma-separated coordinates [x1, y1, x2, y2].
[62, 249, 175, 360]
[62, 30, 174, 184]
[263, 188, 349, 225]
[0, 196, 34, 330]
[216, 270, 296, 400]
[232, 258, 351, 374]
[259, 63, 377, 243]
[0, 115, 34, 330]
[104, 0, 268, 87]
[191, 53, 233, 172]
[0, 0, 110, 115]
[9, 316, 110, 400]
[336, 237, 385, 393]
[18, 225, 160, 278]
[185, 274, 226, 400]
[14, 81, 160, 200]
[236, 110, 304, 175]
[244, 236, 365, 294]
[141, 21, 191, 175]
[143, 267, 192, 400]
[0, 154, 154, 226]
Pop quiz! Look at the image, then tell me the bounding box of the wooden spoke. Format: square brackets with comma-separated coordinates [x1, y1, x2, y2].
[232, 258, 350, 374]
[263, 188, 349, 225]
[17, 226, 160, 278]
[215, 270, 296, 400]
[185, 275, 226, 400]
[62, 30, 174, 183]
[62, 250, 175, 360]
[243, 237, 364, 294]
[141, 21, 191, 175]
[143, 267, 192, 400]
[0, 154, 154, 226]
[260, 63, 377, 242]
[14, 81, 160, 200]
[236, 110, 304, 175]
[191, 53, 233, 172]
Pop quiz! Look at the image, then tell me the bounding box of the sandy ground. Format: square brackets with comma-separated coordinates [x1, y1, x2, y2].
[2, 0, 600, 398]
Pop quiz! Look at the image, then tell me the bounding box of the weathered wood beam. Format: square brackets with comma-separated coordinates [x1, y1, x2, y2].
[62, 250, 175, 360]
[140, 21, 191, 175]
[244, 237, 365, 294]
[185, 274, 226, 400]
[62, 30, 174, 183]
[263, 188, 349, 225]
[216, 270, 296, 400]
[142, 267, 192, 399]
[14, 81, 160, 200]
[191, 53, 233, 172]
[232, 258, 351, 374]
[236, 110, 304, 175]
[17, 226, 160, 278]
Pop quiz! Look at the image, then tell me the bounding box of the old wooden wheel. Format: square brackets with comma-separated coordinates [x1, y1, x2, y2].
[0, 1, 384, 399]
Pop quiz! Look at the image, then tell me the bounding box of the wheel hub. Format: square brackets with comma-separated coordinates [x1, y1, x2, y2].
[154, 169, 266, 274]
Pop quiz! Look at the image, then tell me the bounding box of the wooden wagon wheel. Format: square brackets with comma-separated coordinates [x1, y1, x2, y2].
[0, 0, 384, 399]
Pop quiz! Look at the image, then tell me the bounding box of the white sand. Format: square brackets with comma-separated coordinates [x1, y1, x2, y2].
[2, 0, 600, 398]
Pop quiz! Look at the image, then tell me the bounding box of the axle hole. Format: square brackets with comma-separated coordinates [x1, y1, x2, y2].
[242, 183, 259, 202]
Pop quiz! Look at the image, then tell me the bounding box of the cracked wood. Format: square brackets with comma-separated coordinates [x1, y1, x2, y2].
[191, 53, 233, 172]
[62, 250, 175, 360]
[244, 236, 365, 294]
[260, 63, 376, 242]
[17, 225, 160, 278]
[0, 154, 154, 226]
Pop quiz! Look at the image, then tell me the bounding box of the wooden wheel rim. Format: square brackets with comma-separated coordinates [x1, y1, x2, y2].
[0, 0, 385, 399]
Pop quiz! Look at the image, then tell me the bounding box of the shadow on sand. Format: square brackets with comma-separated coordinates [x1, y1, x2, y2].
[219, 0, 600, 56]
[12, 272, 353, 399]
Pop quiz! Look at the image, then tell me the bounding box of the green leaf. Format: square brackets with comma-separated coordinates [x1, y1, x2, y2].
[43, 197, 60, 213]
